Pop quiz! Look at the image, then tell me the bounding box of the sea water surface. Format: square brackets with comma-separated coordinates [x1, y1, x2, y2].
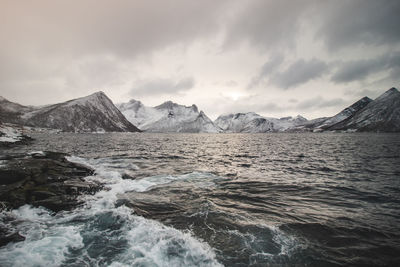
[1, 133, 400, 266]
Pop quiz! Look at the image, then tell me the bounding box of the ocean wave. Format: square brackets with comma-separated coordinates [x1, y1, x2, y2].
[0, 156, 223, 267]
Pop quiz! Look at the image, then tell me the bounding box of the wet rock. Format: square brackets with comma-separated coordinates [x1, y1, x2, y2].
[0, 230, 25, 247]
[0, 151, 102, 212]
[0, 136, 33, 148]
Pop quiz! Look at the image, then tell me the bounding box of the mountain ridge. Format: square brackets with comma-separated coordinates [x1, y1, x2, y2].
[117, 100, 221, 133]
[0, 92, 140, 133]
[327, 87, 400, 132]
[1, 87, 399, 133]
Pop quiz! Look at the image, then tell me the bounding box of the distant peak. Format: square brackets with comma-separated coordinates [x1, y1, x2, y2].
[295, 115, 307, 121]
[0, 96, 6, 101]
[155, 100, 179, 110]
[91, 91, 106, 97]
[191, 104, 198, 113]
[376, 87, 400, 100]
[128, 99, 140, 104]
[384, 87, 399, 95]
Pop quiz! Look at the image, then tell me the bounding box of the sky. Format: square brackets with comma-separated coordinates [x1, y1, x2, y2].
[0, 0, 399, 120]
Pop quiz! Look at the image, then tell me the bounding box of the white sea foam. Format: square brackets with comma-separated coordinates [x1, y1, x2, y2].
[0, 206, 83, 267]
[0, 156, 223, 267]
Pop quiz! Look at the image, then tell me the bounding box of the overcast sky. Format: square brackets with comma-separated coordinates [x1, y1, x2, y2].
[1, 0, 399, 120]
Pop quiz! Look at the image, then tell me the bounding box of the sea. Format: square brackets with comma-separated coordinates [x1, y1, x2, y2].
[0, 132, 399, 266]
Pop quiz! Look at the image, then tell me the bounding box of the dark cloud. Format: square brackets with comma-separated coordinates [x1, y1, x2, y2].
[1, 0, 398, 118]
[131, 77, 195, 97]
[271, 59, 329, 89]
[316, 0, 400, 51]
[249, 57, 329, 90]
[225, 0, 315, 50]
[225, 0, 400, 53]
[248, 54, 284, 88]
[331, 52, 400, 83]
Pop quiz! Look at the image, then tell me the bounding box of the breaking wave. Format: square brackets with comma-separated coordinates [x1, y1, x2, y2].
[0, 156, 223, 267]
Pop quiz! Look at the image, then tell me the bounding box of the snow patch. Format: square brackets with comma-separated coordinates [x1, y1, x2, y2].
[0, 124, 23, 143]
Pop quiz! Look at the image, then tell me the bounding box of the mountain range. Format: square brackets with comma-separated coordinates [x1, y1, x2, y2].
[117, 100, 221, 133]
[214, 112, 307, 133]
[0, 92, 139, 132]
[0, 87, 399, 133]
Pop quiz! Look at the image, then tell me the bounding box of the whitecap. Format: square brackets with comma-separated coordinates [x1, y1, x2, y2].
[0, 156, 223, 267]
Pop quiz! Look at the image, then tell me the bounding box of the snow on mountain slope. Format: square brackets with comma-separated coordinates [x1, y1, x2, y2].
[273, 115, 308, 131]
[290, 96, 373, 132]
[21, 92, 140, 132]
[328, 87, 400, 132]
[214, 113, 307, 132]
[0, 96, 34, 124]
[214, 113, 271, 133]
[316, 97, 372, 129]
[118, 100, 221, 133]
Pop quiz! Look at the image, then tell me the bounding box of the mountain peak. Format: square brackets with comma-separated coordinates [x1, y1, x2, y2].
[294, 115, 307, 121]
[90, 91, 107, 98]
[0, 96, 7, 102]
[155, 100, 178, 110]
[376, 87, 400, 100]
[128, 99, 141, 104]
[191, 104, 198, 113]
[21, 91, 139, 132]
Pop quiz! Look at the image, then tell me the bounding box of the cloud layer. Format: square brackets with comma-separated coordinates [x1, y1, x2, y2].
[0, 0, 399, 119]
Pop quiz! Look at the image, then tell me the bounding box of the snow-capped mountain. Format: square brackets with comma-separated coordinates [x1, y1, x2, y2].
[292, 96, 373, 132]
[214, 112, 272, 133]
[118, 100, 221, 133]
[2, 87, 399, 133]
[328, 87, 400, 132]
[0, 92, 140, 132]
[214, 112, 307, 133]
[316, 97, 372, 130]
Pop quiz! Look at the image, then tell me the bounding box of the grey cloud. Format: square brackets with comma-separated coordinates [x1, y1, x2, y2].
[271, 59, 329, 89]
[316, 0, 400, 51]
[225, 0, 315, 50]
[131, 77, 195, 97]
[225, 0, 400, 53]
[332, 52, 400, 83]
[248, 54, 284, 88]
[0, 0, 225, 103]
[0, 0, 229, 59]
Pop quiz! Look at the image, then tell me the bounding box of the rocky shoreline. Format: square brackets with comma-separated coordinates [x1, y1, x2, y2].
[0, 151, 103, 247]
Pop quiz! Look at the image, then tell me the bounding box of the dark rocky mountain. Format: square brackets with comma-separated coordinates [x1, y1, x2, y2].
[0, 96, 34, 124]
[328, 88, 400, 132]
[293, 96, 373, 132]
[0, 92, 140, 132]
